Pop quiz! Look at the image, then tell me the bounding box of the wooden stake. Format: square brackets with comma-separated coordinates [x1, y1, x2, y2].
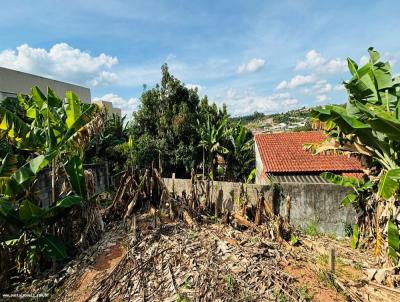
[330, 248, 336, 276]
[255, 191, 263, 225]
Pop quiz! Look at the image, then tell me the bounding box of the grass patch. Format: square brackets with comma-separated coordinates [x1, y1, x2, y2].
[354, 262, 363, 270]
[226, 275, 235, 291]
[314, 254, 328, 265]
[298, 284, 313, 301]
[317, 270, 336, 289]
[176, 293, 191, 302]
[303, 221, 319, 236]
[273, 289, 289, 302]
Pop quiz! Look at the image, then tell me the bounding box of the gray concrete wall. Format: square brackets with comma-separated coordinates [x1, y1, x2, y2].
[33, 163, 108, 208]
[0, 67, 91, 103]
[276, 183, 355, 236]
[163, 178, 355, 236]
[164, 178, 273, 214]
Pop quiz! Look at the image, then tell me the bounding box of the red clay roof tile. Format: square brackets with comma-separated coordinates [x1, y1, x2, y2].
[254, 131, 363, 174]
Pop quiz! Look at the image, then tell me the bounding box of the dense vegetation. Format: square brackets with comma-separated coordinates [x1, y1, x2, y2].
[311, 48, 400, 265]
[87, 64, 255, 182]
[0, 88, 105, 286]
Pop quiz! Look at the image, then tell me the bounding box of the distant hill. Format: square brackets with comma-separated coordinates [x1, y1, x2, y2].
[230, 107, 314, 133]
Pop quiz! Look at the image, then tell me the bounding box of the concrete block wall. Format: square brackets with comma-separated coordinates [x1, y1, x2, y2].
[163, 178, 355, 236]
[276, 183, 355, 235]
[33, 163, 108, 209]
[163, 178, 273, 214]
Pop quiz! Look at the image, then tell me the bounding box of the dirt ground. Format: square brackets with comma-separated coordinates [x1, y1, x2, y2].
[67, 244, 125, 302]
[49, 213, 399, 302]
[6, 214, 400, 301]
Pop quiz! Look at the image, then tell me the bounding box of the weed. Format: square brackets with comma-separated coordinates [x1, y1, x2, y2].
[273, 289, 289, 302]
[159, 208, 169, 217]
[303, 221, 319, 236]
[249, 236, 261, 244]
[315, 254, 328, 265]
[354, 262, 363, 270]
[336, 257, 345, 266]
[226, 275, 235, 290]
[184, 277, 191, 289]
[235, 196, 243, 207]
[327, 233, 337, 240]
[317, 270, 335, 289]
[344, 223, 353, 237]
[290, 233, 299, 245]
[210, 215, 220, 224]
[176, 293, 191, 302]
[298, 285, 313, 301]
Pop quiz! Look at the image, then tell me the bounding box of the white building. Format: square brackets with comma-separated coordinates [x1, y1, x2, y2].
[0, 67, 91, 103]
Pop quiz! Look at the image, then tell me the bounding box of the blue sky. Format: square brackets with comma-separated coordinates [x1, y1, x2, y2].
[1, 0, 399, 117]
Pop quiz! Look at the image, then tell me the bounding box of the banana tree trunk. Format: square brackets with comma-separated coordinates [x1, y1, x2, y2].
[51, 159, 56, 206]
[51, 159, 57, 271]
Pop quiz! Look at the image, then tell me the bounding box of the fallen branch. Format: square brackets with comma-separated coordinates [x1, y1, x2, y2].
[232, 212, 254, 228]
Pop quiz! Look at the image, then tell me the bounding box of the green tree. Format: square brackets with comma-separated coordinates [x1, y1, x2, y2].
[119, 64, 254, 182]
[129, 64, 225, 177]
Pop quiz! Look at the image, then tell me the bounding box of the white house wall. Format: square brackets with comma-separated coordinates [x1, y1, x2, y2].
[0, 67, 91, 103]
[255, 140, 267, 184]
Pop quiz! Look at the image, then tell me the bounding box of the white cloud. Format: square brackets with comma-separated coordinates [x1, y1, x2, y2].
[220, 89, 299, 116]
[276, 74, 316, 89]
[93, 93, 138, 117]
[0, 43, 118, 87]
[296, 50, 325, 71]
[316, 94, 329, 103]
[360, 53, 398, 67]
[303, 80, 332, 95]
[324, 58, 347, 74]
[296, 50, 346, 74]
[185, 83, 203, 93]
[226, 88, 236, 99]
[237, 58, 265, 74]
[359, 55, 369, 66]
[90, 71, 118, 87]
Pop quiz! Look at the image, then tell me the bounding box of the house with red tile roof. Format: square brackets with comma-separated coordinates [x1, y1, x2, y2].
[254, 131, 363, 184]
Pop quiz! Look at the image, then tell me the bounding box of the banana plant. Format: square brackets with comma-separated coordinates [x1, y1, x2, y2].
[0, 154, 84, 271]
[225, 122, 254, 182]
[198, 115, 229, 178]
[320, 172, 373, 206]
[0, 87, 105, 192]
[311, 48, 400, 264]
[0, 87, 105, 273]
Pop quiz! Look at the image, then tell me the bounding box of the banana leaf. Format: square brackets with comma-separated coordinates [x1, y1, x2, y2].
[19, 199, 44, 224]
[351, 224, 360, 249]
[37, 234, 67, 260]
[377, 169, 400, 199]
[388, 215, 399, 263]
[65, 91, 82, 128]
[65, 155, 86, 197]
